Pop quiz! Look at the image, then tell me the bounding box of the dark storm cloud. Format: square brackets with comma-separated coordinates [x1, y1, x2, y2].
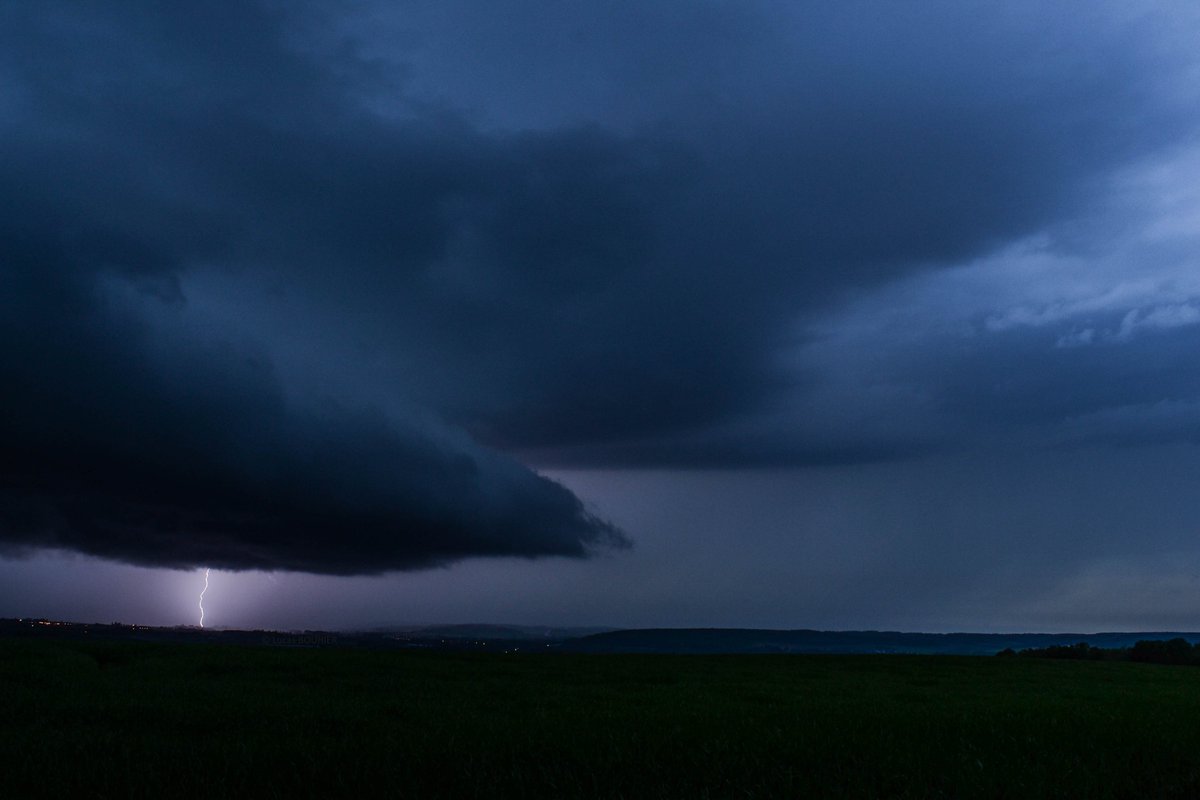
[1, 1, 1198, 571]
[0, 1, 630, 573]
[0, 223, 624, 573]
[324, 0, 1200, 459]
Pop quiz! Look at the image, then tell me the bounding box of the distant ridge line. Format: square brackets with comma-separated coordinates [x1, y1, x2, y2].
[6, 618, 1200, 656]
[562, 628, 1200, 655]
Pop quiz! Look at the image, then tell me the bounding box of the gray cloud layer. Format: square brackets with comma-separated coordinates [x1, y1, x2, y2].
[0, 247, 625, 573]
[2, 1, 1199, 573]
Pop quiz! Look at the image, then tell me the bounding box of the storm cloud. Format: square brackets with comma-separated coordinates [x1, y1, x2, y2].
[0, 238, 625, 573]
[3, 1, 1200, 575]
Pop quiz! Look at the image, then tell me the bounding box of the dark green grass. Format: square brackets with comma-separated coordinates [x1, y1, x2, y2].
[4, 639, 1200, 798]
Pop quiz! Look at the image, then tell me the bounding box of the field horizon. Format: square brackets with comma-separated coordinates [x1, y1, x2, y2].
[6, 616, 1200, 657]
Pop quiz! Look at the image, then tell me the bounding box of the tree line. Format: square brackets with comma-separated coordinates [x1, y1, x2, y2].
[997, 638, 1200, 666]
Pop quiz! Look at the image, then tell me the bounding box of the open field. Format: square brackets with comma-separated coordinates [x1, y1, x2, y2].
[4, 639, 1200, 798]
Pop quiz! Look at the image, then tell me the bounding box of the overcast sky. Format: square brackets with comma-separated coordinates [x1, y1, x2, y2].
[4, 1, 1200, 632]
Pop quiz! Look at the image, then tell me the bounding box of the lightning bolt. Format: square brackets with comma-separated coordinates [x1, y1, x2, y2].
[199, 568, 210, 628]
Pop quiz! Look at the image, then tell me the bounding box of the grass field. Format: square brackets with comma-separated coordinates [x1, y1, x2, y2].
[4, 638, 1200, 797]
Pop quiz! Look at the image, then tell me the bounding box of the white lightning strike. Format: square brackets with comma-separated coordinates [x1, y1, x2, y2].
[198, 568, 211, 628]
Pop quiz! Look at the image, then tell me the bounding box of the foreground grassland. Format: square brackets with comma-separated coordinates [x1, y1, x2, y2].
[4, 640, 1200, 798]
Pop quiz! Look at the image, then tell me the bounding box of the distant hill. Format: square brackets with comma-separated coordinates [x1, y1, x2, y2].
[376, 624, 614, 641]
[0, 618, 604, 652]
[562, 628, 1200, 656]
[8, 618, 1200, 656]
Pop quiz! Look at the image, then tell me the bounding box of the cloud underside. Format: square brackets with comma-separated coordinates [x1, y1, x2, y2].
[0, 265, 626, 573]
[1, 1, 1198, 572]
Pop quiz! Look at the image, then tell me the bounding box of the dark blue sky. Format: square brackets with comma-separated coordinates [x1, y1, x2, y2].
[3, 2, 1200, 630]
